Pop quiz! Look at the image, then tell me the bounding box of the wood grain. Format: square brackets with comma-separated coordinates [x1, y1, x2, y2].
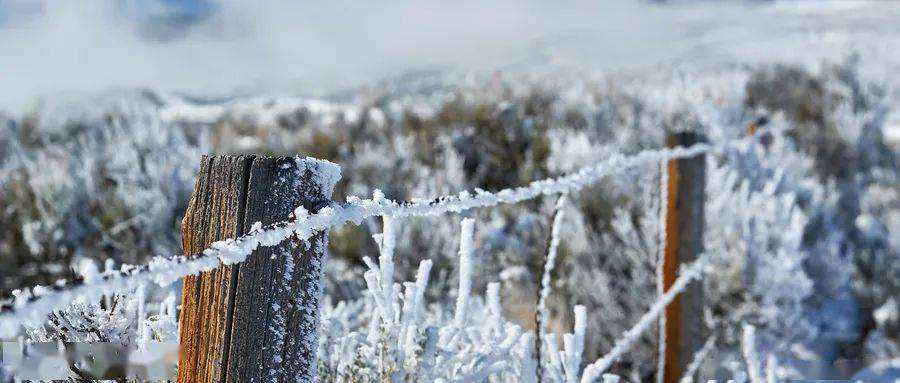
[178, 155, 252, 383]
[178, 155, 335, 383]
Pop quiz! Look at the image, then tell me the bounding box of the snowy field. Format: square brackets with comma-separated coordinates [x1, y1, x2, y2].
[0, 0, 899, 381]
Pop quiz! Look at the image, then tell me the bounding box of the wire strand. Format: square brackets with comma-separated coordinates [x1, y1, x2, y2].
[0, 139, 734, 338]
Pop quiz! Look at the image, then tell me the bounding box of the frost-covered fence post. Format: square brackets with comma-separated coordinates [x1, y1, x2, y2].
[178, 155, 339, 383]
[662, 132, 707, 383]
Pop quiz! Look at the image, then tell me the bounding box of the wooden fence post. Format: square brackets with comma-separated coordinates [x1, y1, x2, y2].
[662, 132, 707, 383]
[178, 155, 338, 383]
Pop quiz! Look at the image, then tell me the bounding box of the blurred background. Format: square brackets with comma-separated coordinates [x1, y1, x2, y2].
[0, 0, 898, 380]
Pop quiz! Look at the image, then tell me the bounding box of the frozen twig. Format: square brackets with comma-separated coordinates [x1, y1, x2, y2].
[679, 335, 716, 383]
[454, 218, 475, 328]
[741, 324, 764, 383]
[0, 140, 736, 338]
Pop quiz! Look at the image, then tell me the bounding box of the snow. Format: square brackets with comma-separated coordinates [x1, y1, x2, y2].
[0, 137, 735, 339]
[0, 1, 897, 379]
[159, 95, 361, 127]
[2, 115, 890, 381]
[295, 156, 342, 200]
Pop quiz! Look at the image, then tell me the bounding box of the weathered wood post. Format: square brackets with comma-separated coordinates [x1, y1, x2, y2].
[662, 132, 707, 383]
[178, 155, 339, 383]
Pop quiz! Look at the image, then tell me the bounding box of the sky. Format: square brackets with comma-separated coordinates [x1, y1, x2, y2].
[0, 0, 898, 116]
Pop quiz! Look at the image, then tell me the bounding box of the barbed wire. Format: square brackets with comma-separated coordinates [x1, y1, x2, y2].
[581, 253, 711, 382]
[0, 137, 742, 338]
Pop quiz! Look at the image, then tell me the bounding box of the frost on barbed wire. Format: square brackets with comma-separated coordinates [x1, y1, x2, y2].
[580, 253, 711, 383]
[541, 61, 896, 378]
[537, 196, 567, 336]
[10, 258, 180, 379]
[0, 141, 723, 339]
[559, 161, 666, 376]
[536, 195, 569, 376]
[0, 107, 204, 291]
[0, 132, 880, 380]
[0, 128, 719, 369]
[3, 61, 897, 381]
[22, 258, 178, 344]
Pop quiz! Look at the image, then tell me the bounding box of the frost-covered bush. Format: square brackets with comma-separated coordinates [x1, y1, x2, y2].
[1, 58, 897, 381]
[3, 258, 178, 380]
[741, 60, 899, 373]
[0, 100, 203, 293]
[317, 216, 599, 382]
[699, 124, 830, 378]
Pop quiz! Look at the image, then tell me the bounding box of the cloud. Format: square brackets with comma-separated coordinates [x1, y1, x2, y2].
[0, 0, 679, 114]
[0, 0, 895, 115]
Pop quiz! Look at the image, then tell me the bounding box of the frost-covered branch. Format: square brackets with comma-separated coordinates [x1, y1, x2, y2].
[1, 140, 733, 338]
[679, 335, 716, 383]
[455, 218, 475, 328]
[741, 324, 764, 383]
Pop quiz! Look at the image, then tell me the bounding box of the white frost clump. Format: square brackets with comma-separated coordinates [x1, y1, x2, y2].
[316, 217, 621, 383]
[454, 218, 475, 328]
[295, 156, 342, 199]
[0, 143, 716, 339]
[741, 324, 764, 383]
